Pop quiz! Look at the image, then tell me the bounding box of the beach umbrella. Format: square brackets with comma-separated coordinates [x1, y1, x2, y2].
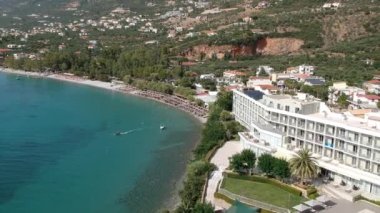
[316, 195, 330, 203]
[304, 199, 323, 207]
[293, 204, 310, 212]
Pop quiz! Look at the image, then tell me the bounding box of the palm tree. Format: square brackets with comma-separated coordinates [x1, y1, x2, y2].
[289, 149, 318, 185]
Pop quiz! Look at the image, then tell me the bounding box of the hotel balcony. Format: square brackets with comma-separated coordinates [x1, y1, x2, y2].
[271, 117, 279, 123]
[361, 141, 373, 147]
[239, 132, 277, 153]
[373, 156, 380, 163]
[359, 152, 371, 159]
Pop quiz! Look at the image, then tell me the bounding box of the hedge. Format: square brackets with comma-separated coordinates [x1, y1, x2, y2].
[308, 192, 319, 199]
[224, 173, 303, 196]
[355, 195, 380, 206]
[214, 192, 274, 213]
[214, 192, 234, 204]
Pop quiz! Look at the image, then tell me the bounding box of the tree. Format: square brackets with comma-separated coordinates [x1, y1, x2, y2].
[257, 154, 275, 175]
[273, 158, 291, 180]
[230, 153, 245, 174]
[241, 149, 256, 174]
[337, 93, 349, 108]
[179, 161, 216, 212]
[289, 149, 318, 185]
[284, 79, 300, 90]
[377, 101, 380, 109]
[215, 91, 233, 111]
[200, 79, 217, 91]
[229, 149, 256, 175]
[193, 202, 214, 213]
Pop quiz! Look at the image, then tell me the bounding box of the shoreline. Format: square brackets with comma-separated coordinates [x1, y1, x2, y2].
[0, 66, 205, 211]
[0, 67, 207, 124]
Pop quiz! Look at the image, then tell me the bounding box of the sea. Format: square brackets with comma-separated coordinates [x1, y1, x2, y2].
[0, 72, 201, 213]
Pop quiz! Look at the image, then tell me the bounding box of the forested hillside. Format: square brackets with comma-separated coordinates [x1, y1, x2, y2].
[1, 0, 379, 87]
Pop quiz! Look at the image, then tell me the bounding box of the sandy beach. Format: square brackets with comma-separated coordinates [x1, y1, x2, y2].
[0, 67, 207, 123]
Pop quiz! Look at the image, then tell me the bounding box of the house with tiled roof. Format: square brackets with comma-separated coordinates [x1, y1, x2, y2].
[363, 79, 380, 95]
[222, 70, 247, 85]
[353, 94, 380, 108]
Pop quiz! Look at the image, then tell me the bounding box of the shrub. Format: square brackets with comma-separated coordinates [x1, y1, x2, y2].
[214, 192, 234, 204]
[355, 195, 380, 206]
[308, 192, 319, 199]
[306, 186, 318, 196]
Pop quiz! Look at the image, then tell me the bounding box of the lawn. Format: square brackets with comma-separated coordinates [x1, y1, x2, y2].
[222, 177, 307, 209]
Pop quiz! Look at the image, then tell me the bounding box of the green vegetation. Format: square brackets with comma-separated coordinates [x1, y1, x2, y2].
[289, 149, 318, 185]
[229, 149, 256, 175]
[355, 195, 380, 207]
[337, 93, 349, 108]
[256, 154, 291, 180]
[177, 90, 238, 212]
[306, 186, 319, 199]
[222, 177, 307, 209]
[177, 161, 216, 212]
[224, 173, 303, 196]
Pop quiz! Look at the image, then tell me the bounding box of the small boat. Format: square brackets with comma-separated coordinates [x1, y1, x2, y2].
[16, 76, 21, 80]
[114, 131, 122, 136]
[160, 124, 166, 130]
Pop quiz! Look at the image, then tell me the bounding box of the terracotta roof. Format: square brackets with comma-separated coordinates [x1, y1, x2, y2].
[286, 66, 296, 71]
[257, 85, 276, 90]
[224, 85, 239, 91]
[182, 61, 197, 66]
[224, 70, 247, 76]
[366, 79, 380, 84]
[249, 76, 270, 80]
[358, 94, 380, 100]
[0, 48, 11, 53]
[295, 74, 310, 79]
[348, 109, 372, 116]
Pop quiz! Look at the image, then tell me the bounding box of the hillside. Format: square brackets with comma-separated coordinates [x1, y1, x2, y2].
[0, 0, 379, 86]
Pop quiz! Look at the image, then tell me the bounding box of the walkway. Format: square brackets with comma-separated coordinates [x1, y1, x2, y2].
[205, 141, 242, 210]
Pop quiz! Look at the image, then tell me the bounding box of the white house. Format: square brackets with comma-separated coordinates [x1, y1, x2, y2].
[329, 82, 366, 105]
[363, 80, 380, 95]
[353, 94, 380, 108]
[200, 74, 215, 80]
[222, 70, 247, 84]
[286, 65, 315, 75]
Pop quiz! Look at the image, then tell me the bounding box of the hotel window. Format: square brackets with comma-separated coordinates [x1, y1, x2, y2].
[338, 140, 345, 149]
[353, 145, 358, 153]
[307, 122, 314, 130]
[277, 103, 281, 109]
[285, 105, 290, 111]
[338, 128, 345, 136]
[365, 161, 370, 170]
[337, 152, 343, 161]
[354, 133, 359, 141]
[295, 107, 300, 113]
[352, 157, 357, 166]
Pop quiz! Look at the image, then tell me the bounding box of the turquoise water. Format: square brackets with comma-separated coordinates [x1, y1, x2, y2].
[0, 72, 201, 213]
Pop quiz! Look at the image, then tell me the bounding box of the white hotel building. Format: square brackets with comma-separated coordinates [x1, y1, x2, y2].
[233, 89, 380, 200]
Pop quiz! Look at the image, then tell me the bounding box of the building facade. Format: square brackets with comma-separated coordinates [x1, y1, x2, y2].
[233, 89, 380, 200]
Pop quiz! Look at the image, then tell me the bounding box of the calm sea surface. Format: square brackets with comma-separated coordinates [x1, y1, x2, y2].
[0, 72, 201, 213]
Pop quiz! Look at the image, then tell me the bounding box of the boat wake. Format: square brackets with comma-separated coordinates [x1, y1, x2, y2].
[114, 128, 143, 136]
